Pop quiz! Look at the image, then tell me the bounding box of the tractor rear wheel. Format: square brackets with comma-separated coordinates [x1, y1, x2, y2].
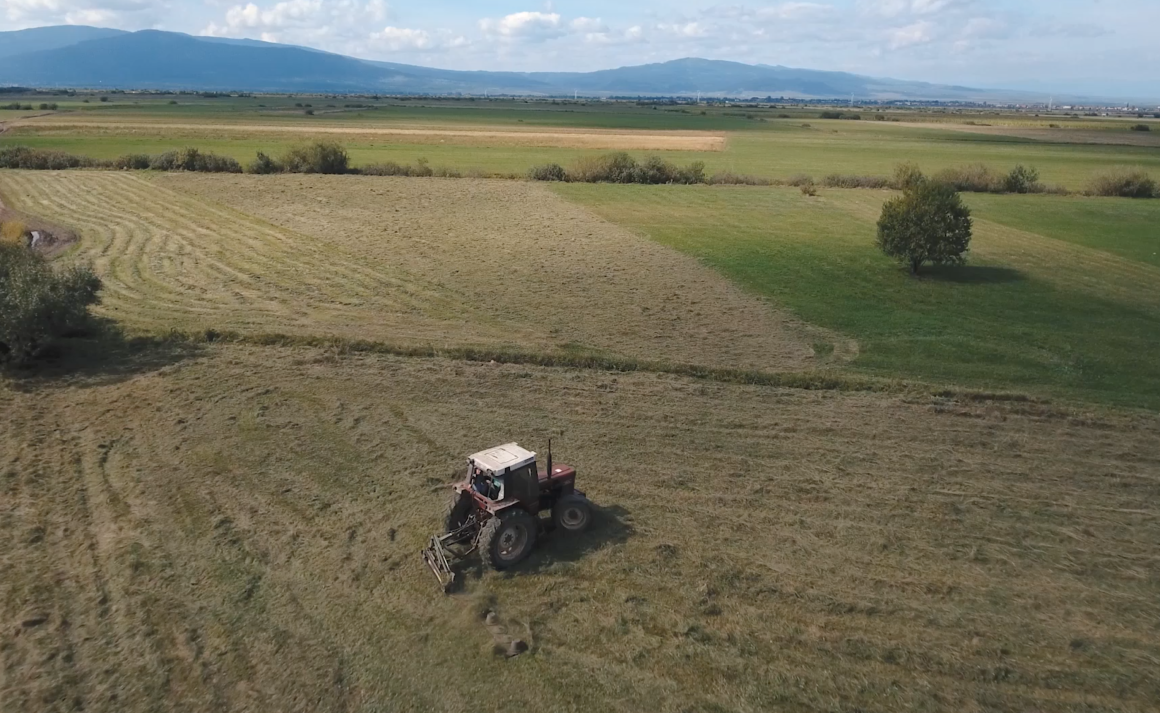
[442, 491, 473, 534]
[552, 495, 593, 534]
[479, 510, 538, 570]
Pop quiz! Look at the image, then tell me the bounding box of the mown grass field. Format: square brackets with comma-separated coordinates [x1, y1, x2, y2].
[4, 345, 1159, 713]
[0, 170, 834, 371]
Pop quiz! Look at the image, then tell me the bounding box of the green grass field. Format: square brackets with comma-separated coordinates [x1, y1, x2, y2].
[554, 185, 1160, 409]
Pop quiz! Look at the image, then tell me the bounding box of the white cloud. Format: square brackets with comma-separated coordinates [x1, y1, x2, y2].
[478, 11, 565, 41]
[713, 3, 836, 23]
[570, 17, 607, 34]
[860, 0, 973, 18]
[962, 17, 1006, 39]
[656, 21, 706, 38]
[4, 0, 164, 29]
[888, 19, 935, 48]
[202, 0, 389, 42]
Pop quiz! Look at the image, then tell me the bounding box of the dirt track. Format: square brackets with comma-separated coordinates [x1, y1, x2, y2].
[3, 344, 1158, 712]
[12, 118, 728, 151]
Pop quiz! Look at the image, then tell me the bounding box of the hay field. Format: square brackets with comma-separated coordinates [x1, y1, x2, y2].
[4, 344, 1160, 713]
[0, 170, 834, 371]
[9, 116, 728, 151]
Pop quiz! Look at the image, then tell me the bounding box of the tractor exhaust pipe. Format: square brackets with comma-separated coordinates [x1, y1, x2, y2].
[547, 438, 552, 477]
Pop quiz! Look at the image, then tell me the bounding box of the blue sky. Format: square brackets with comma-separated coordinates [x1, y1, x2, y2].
[3, 1, 1158, 98]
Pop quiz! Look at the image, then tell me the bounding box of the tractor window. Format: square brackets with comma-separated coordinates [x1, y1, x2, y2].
[505, 465, 538, 505]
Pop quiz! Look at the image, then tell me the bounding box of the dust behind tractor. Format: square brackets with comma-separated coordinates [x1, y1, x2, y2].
[422, 441, 592, 591]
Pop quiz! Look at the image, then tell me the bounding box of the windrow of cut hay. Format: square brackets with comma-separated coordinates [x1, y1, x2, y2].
[0, 169, 838, 372]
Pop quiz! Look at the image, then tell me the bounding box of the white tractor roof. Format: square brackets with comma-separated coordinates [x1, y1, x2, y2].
[469, 443, 536, 473]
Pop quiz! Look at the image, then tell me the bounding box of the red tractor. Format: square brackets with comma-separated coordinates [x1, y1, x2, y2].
[422, 442, 592, 591]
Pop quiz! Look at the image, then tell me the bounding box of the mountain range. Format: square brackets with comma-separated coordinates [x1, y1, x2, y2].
[0, 25, 1099, 103]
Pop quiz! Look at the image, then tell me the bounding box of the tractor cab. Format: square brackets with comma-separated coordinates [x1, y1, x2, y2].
[467, 443, 541, 508]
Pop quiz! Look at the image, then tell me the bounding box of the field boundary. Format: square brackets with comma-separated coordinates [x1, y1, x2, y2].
[156, 328, 1045, 405]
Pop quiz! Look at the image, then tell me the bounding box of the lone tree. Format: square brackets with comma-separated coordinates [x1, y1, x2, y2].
[0, 243, 101, 366]
[877, 181, 973, 275]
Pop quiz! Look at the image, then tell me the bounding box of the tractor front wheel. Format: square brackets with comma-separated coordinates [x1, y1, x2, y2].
[552, 495, 593, 535]
[442, 490, 473, 534]
[479, 510, 538, 570]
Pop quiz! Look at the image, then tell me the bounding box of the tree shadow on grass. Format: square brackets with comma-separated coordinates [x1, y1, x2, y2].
[922, 265, 1026, 284]
[2, 318, 204, 392]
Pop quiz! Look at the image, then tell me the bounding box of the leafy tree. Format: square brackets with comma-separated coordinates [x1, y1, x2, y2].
[0, 245, 102, 366]
[877, 181, 973, 275]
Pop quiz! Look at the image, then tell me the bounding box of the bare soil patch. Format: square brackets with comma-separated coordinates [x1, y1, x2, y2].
[3, 344, 1158, 712]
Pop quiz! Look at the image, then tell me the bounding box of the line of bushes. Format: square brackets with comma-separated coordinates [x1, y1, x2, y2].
[3, 142, 1155, 198]
[529, 153, 708, 185]
[2, 102, 57, 111]
[0, 146, 241, 173]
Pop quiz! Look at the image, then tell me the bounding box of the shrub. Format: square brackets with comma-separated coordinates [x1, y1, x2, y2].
[99, 96, 108, 102]
[891, 162, 926, 190]
[676, 160, 706, 185]
[528, 163, 567, 181]
[360, 161, 409, 176]
[1003, 165, 1042, 194]
[633, 155, 681, 184]
[278, 141, 349, 174]
[1130, 124, 1151, 132]
[800, 183, 818, 197]
[112, 154, 151, 170]
[706, 171, 772, 186]
[877, 181, 973, 275]
[567, 152, 638, 183]
[0, 244, 102, 366]
[148, 151, 179, 170]
[933, 163, 1004, 193]
[820, 111, 843, 119]
[785, 174, 815, 187]
[821, 174, 890, 189]
[562, 153, 706, 185]
[411, 157, 434, 178]
[1085, 168, 1157, 198]
[37, 103, 58, 110]
[246, 151, 280, 174]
